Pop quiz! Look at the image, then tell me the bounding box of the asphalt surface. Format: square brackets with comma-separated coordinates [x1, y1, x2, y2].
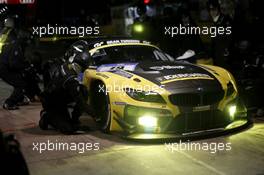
[0, 79, 264, 175]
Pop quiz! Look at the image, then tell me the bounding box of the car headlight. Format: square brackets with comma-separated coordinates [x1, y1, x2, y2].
[228, 105, 237, 119]
[138, 115, 157, 128]
[226, 82, 235, 96]
[125, 89, 166, 104]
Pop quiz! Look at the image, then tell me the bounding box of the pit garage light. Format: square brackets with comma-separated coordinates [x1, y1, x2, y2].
[138, 115, 157, 128]
[133, 24, 144, 33]
[229, 105, 237, 118]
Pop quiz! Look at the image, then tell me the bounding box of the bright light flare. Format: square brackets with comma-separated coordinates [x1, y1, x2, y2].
[133, 24, 144, 33]
[229, 105, 237, 118]
[138, 115, 157, 128]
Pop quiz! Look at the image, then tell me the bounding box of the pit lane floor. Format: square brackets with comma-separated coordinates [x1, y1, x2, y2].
[0, 80, 264, 175]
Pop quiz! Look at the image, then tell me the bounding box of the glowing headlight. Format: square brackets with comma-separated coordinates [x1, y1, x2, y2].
[133, 24, 144, 33]
[138, 116, 157, 128]
[0, 42, 4, 53]
[229, 105, 237, 118]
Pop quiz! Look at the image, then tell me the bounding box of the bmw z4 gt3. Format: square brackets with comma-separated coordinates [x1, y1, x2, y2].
[71, 38, 249, 139]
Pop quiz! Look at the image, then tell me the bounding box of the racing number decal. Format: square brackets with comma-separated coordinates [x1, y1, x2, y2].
[110, 66, 125, 71]
[97, 63, 138, 72]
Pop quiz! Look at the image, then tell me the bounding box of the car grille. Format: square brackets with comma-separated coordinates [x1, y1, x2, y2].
[167, 110, 230, 133]
[169, 90, 224, 106]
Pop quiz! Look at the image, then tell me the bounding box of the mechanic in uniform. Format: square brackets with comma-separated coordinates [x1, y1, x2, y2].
[207, 0, 233, 69]
[39, 41, 92, 134]
[0, 17, 31, 110]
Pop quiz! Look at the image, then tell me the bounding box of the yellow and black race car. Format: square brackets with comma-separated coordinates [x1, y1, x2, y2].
[71, 38, 250, 140]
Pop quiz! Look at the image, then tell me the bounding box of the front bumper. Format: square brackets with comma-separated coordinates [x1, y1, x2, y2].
[114, 99, 250, 140]
[124, 119, 251, 140]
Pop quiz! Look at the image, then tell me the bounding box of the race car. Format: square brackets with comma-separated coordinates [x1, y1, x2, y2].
[69, 38, 249, 139]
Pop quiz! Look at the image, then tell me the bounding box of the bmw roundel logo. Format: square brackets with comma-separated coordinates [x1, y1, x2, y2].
[197, 87, 203, 91]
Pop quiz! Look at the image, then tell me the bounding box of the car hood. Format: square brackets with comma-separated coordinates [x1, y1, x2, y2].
[133, 61, 222, 94]
[97, 61, 222, 94]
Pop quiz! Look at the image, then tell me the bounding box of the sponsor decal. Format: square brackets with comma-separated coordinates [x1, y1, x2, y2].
[193, 105, 211, 112]
[92, 40, 151, 48]
[149, 65, 185, 71]
[113, 102, 127, 106]
[97, 63, 138, 72]
[113, 70, 133, 78]
[94, 42, 104, 48]
[106, 40, 140, 45]
[156, 73, 213, 82]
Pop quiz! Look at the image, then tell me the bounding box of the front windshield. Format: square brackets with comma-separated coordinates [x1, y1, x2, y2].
[90, 45, 174, 66]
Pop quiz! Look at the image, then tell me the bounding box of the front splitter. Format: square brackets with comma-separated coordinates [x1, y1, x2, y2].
[122, 119, 252, 142]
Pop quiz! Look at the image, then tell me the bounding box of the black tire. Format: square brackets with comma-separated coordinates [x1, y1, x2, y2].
[39, 110, 49, 130]
[92, 82, 111, 133]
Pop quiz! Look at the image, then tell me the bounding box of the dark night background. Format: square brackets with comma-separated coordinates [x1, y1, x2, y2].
[0, 1, 264, 175]
[0, 0, 263, 110]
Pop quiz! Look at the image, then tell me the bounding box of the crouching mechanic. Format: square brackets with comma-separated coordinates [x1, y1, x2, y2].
[39, 41, 91, 134]
[0, 17, 32, 109]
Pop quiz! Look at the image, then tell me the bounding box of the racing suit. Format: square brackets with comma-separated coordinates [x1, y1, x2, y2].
[0, 27, 29, 109]
[39, 61, 89, 134]
[0, 27, 41, 108]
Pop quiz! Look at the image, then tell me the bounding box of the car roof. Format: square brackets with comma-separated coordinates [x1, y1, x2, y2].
[39, 35, 154, 48]
[84, 36, 153, 49]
